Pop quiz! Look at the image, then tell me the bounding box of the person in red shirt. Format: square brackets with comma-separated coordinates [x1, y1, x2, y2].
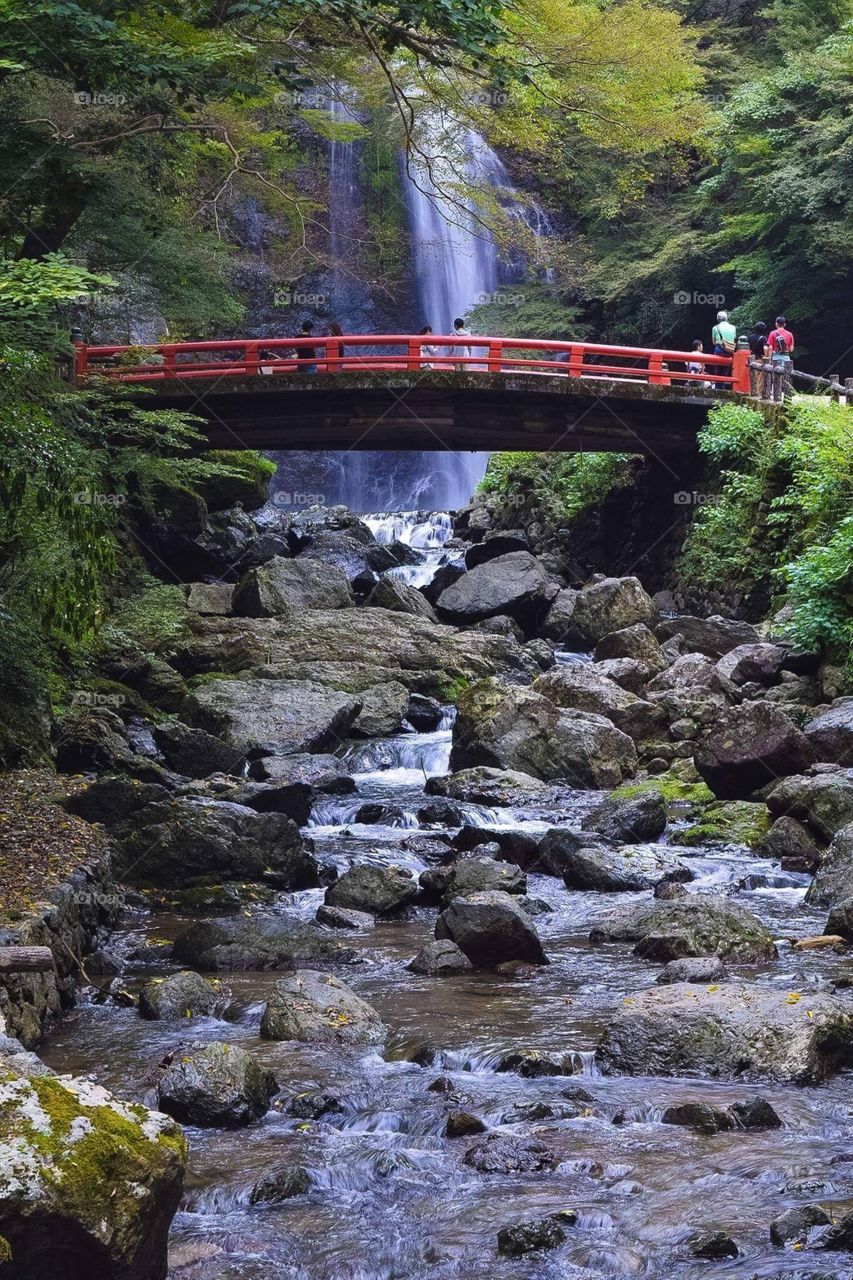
[768, 315, 795, 359]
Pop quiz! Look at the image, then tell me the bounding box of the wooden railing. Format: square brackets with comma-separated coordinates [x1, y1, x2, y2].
[73, 334, 753, 394]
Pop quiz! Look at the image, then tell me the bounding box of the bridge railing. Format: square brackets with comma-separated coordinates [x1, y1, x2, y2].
[74, 334, 751, 393]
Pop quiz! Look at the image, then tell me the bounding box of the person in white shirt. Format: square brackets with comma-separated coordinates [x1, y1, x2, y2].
[419, 325, 438, 369]
[452, 317, 471, 370]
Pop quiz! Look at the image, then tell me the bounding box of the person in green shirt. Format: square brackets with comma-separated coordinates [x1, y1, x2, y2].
[711, 310, 737, 355]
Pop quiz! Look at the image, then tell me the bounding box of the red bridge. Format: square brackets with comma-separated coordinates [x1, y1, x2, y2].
[74, 333, 756, 454]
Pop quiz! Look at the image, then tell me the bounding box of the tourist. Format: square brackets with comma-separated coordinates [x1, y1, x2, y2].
[711, 310, 737, 355]
[747, 321, 770, 397]
[686, 339, 711, 387]
[768, 314, 795, 361]
[328, 321, 345, 367]
[452, 317, 472, 371]
[419, 324, 438, 369]
[296, 320, 317, 373]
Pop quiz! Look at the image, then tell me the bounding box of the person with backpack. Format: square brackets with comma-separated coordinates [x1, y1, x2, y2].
[768, 315, 795, 362]
[711, 310, 737, 355]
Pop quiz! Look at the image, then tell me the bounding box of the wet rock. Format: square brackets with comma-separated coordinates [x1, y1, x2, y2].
[153, 720, 245, 778]
[534, 665, 665, 742]
[425, 765, 549, 807]
[366, 576, 437, 621]
[406, 693, 444, 732]
[596, 983, 853, 1083]
[656, 615, 760, 658]
[762, 816, 823, 870]
[815, 1209, 853, 1251]
[769, 1205, 830, 1246]
[582, 791, 667, 843]
[695, 702, 814, 799]
[445, 1110, 486, 1138]
[474, 614, 525, 642]
[462, 1133, 557, 1174]
[435, 891, 548, 968]
[540, 587, 583, 644]
[159, 881, 275, 914]
[805, 821, 853, 907]
[417, 798, 464, 827]
[503, 1100, 584, 1122]
[171, 917, 356, 971]
[287, 1091, 343, 1119]
[657, 956, 726, 984]
[54, 706, 134, 774]
[248, 752, 355, 794]
[766, 770, 853, 842]
[465, 530, 530, 569]
[451, 826, 543, 871]
[352, 681, 409, 737]
[654, 880, 689, 901]
[65, 775, 171, 826]
[497, 1214, 572, 1257]
[495, 1049, 576, 1078]
[138, 971, 227, 1021]
[157, 1040, 277, 1127]
[260, 970, 385, 1045]
[0, 1070, 186, 1280]
[185, 581, 234, 615]
[440, 857, 526, 904]
[426, 1076, 455, 1094]
[715, 642, 787, 686]
[249, 1165, 311, 1204]
[563, 842, 691, 893]
[690, 1231, 738, 1259]
[219, 777, 313, 824]
[590, 895, 777, 963]
[729, 1096, 782, 1129]
[826, 897, 853, 940]
[680, 799, 770, 850]
[661, 1102, 732, 1133]
[113, 798, 317, 889]
[451, 679, 637, 788]
[592, 657, 654, 695]
[571, 577, 658, 644]
[408, 939, 473, 976]
[186, 678, 362, 756]
[594, 623, 667, 671]
[436, 551, 558, 629]
[233, 555, 354, 616]
[324, 864, 418, 916]
[353, 802, 407, 826]
[534, 828, 595, 878]
[804, 700, 853, 766]
[315, 904, 375, 931]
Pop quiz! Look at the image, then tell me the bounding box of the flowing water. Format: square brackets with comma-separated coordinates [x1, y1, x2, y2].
[41, 511, 853, 1280]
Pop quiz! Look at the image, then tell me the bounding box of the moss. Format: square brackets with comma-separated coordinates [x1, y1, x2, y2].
[680, 800, 771, 849]
[437, 674, 471, 705]
[0, 1236, 11, 1263]
[196, 450, 274, 513]
[610, 775, 715, 818]
[186, 670, 233, 690]
[99, 581, 189, 656]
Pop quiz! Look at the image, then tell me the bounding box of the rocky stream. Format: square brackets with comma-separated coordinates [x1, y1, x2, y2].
[3, 495, 853, 1280]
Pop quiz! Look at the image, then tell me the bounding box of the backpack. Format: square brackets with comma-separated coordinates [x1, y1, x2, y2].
[773, 332, 789, 353]
[721, 336, 737, 354]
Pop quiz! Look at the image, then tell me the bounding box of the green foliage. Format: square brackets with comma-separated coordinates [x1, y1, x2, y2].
[98, 580, 189, 657]
[466, 284, 589, 340]
[481, 450, 635, 524]
[0, 254, 113, 310]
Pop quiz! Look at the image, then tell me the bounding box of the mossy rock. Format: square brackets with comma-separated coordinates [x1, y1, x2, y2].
[680, 800, 771, 850]
[609, 774, 714, 819]
[196, 451, 275, 513]
[142, 474, 208, 535]
[0, 1069, 187, 1280]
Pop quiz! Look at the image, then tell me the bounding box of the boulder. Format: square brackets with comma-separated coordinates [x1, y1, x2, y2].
[690, 1232, 738, 1260]
[408, 939, 473, 975]
[445, 1110, 487, 1138]
[138, 971, 226, 1021]
[259, 971, 385, 1045]
[581, 790, 666, 843]
[351, 681, 408, 737]
[462, 1133, 556, 1174]
[315, 904, 374, 931]
[219, 778, 313, 824]
[424, 765, 549, 807]
[826, 897, 853, 940]
[497, 1215, 570, 1257]
[804, 700, 853, 765]
[661, 1102, 732, 1134]
[534, 665, 664, 742]
[540, 588, 582, 644]
[450, 679, 637, 788]
[596, 983, 853, 1082]
[562, 843, 691, 893]
[250, 1166, 311, 1205]
[54, 707, 134, 774]
[729, 1096, 782, 1128]
[435, 891, 548, 967]
[646, 653, 727, 693]
[157, 1041, 277, 1127]
[0, 1069, 186, 1280]
[571, 577, 658, 644]
[66, 775, 171, 826]
[815, 1210, 853, 1252]
[770, 1205, 830, 1247]
[761, 816, 823, 870]
[715, 642, 787, 685]
[232, 555, 353, 617]
[465, 530, 529, 569]
[656, 615, 760, 658]
[451, 826, 543, 871]
[440, 857, 526, 904]
[365, 576, 437, 621]
[417, 798, 464, 827]
[114, 798, 317, 889]
[590, 894, 777, 963]
[405, 693, 444, 732]
[324, 864, 418, 916]
[152, 721, 244, 779]
[171, 917, 356, 971]
[436, 551, 558, 629]
[248, 752, 355, 794]
[656, 956, 727, 984]
[805, 822, 853, 907]
[592, 657, 654, 695]
[766, 770, 853, 841]
[529, 828, 590, 878]
[495, 1049, 576, 1078]
[185, 582, 234, 615]
[593, 623, 667, 671]
[286, 1091, 343, 1119]
[695, 703, 813, 799]
[186, 678, 362, 756]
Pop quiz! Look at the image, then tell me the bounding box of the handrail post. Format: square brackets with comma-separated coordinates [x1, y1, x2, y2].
[407, 337, 420, 372]
[161, 344, 177, 378]
[648, 354, 665, 386]
[487, 340, 502, 373]
[567, 344, 582, 377]
[326, 339, 340, 373]
[72, 331, 87, 383]
[243, 342, 259, 376]
[732, 342, 751, 394]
